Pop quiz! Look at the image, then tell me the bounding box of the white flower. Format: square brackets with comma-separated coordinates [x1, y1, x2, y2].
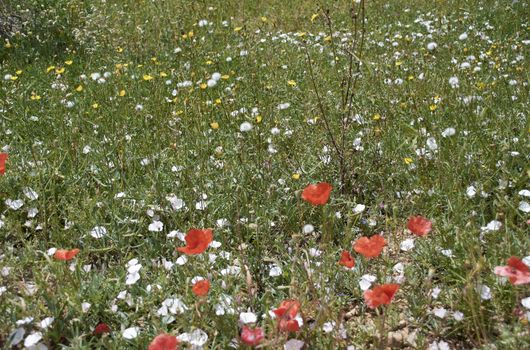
[239, 312, 258, 324]
[16, 316, 34, 326]
[429, 340, 450, 350]
[176, 256, 188, 265]
[426, 137, 438, 151]
[198, 19, 209, 27]
[90, 226, 107, 239]
[359, 274, 377, 291]
[427, 42, 437, 51]
[23, 188, 39, 201]
[277, 102, 291, 110]
[39, 317, 54, 329]
[303, 224, 314, 234]
[166, 195, 186, 211]
[431, 287, 441, 299]
[8, 327, 25, 346]
[521, 297, 530, 309]
[212, 72, 221, 81]
[195, 200, 208, 210]
[240, 122, 252, 132]
[518, 201, 530, 213]
[353, 204, 366, 214]
[269, 264, 282, 277]
[441, 128, 456, 137]
[400, 238, 415, 252]
[459, 32, 468, 40]
[148, 220, 164, 232]
[271, 127, 281, 135]
[433, 307, 447, 319]
[82, 145, 92, 154]
[477, 284, 492, 300]
[322, 321, 335, 333]
[518, 190, 530, 197]
[178, 329, 208, 347]
[81, 302, 91, 312]
[5, 199, 24, 210]
[480, 220, 502, 233]
[207, 79, 217, 88]
[122, 327, 139, 339]
[284, 339, 305, 350]
[453, 311, 464, 321]
[24, 332, 43, 347]
[449, 76, 459, 88]
[466, 186, 477, 198]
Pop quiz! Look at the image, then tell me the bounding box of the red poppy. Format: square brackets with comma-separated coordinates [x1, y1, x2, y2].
[273, 299, 301, 332]
[494, 256, 530, 285]
[54, 248, 80, 261]
[148, 333, 179, 350]
[0, 153, 7, 175]
[363, 284, 400, 309]
[192, 279, 210, 296]
[301, 182, 333, 206]
[338, 251, 355, 269]
[241, 326, 264, 346]
[177, 228, 213, 255]
[93, 322, 111, 335]
[353, 235, 386, 258]
[407, 216, 432, 236]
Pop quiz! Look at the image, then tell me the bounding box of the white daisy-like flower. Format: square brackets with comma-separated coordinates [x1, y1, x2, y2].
[400, 238, 415, 252]
[24, 332, 43, 347]
[359, 274, 377, 291]
[269, 264, 282, 277]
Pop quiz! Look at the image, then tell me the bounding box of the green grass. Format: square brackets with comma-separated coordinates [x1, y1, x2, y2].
[0, 0, 529, 349]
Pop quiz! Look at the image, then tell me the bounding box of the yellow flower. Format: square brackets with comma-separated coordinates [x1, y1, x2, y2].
[116, 63, 123, 70]
[210, 122, 219, 129]
[200, 83, 208, 89]
[261, 16, 267, 22]
[151, 57, 157, 62]
[221, 75, 230, 80]
[324, 36, 332, 42]
[292, 173, 301, 180]
[255, 115, 262, 123]
[55, 67, 65, 74]
[287, 80, 297, 87]
[143, 74, 154, 81]
[407, 75, 414, 80]
[116, 47, 123, 53]
[10, 75, 18, 81]
[188, 31, 194, 38]
[119, 90, 126, 97]
[234, 27, 243, 32]
[215, 98, 222, 105]
[46, 66, 56, 73]
[65, 60, 73, 65]
[92, 103, 99, 109]
[372, 113, 381, 121]
[4, 41, 12, 48]
[429, 104, 437, 111]
[404, 157, 413, 165]
[400, 102, 407, 109]
[205, 60, 213, 65]
[75, 85, 83, 92]
[30, 92, 41, 100]
[311, 13, 319, 22]
[16, 70, 22, 75]
[159, 71, 167, 77]
[395, 61, 403, 66]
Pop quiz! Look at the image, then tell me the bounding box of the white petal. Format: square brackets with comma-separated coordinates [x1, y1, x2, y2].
[24, 332, 43, 347]
[122, 327, 139, 339]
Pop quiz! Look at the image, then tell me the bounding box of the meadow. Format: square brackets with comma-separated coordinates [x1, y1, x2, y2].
[0, 0, 529, 349]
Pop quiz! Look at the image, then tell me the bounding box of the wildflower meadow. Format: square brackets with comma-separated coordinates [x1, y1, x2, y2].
[0, 0, 529, 349]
